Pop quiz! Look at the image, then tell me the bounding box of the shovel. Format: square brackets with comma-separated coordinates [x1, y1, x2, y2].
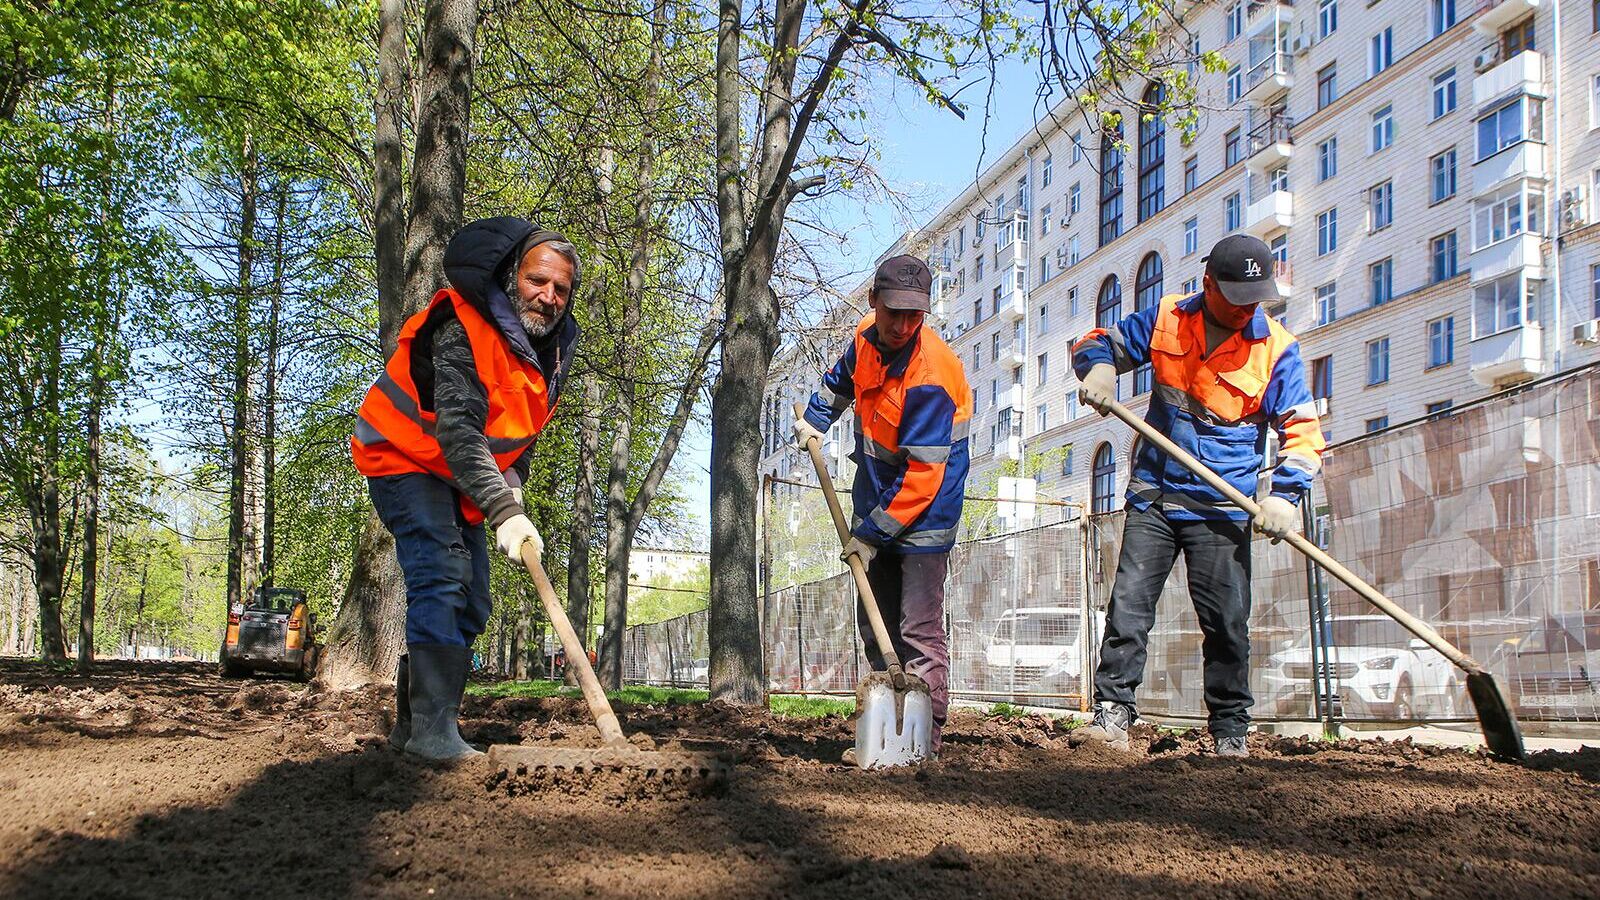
[794, 402, 934, 768]
[1101, 397, 1525, 762]
[486, 541, 730, 782]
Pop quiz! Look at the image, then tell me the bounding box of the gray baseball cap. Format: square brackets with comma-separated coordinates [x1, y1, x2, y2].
[872, 255, 932, 312]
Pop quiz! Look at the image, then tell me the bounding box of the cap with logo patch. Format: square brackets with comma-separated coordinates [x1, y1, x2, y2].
[1202, 233, 1278, 307]
[872, 254, 933, 313]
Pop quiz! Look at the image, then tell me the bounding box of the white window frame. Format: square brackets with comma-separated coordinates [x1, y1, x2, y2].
[1431, 148, 1457, 203]
[1366, 336, 1390, 386]
[1476, 95, 1544, 162]
[1315, 282, 1337, 326]
[1432, 68, 1457, 121]
[1227, 66, 1243, 104]
[1183, 217, 1198, 256]
[1225, 192, 1242, 231]
[1371, 105, 1394, 153]
[1427, 315, 1454, 368]
[1317, 208, 1338, 256]
[1370, 257, 1393, 306]
[1431, 0, 1456, 37]
[1043, 154, 1054, 187]
[1369, 180, 1393, 232]
[1472, 180, 1544, 251]
[1369, 28, 1393, 78]
[1318, 0, 1337, 39]
[1473, 272, 1538, 337]
[1318, 137, 1337, 182]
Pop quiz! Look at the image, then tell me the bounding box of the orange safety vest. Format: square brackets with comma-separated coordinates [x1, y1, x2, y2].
[350, 287, 556, 524]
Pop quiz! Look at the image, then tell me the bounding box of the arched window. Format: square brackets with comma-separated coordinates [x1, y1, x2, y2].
[1096, 275, 1122, 330]
[1137, 83, 1166, 222]
[1099, 120, 1124, 247]
[1133, 253, 1163, 395]
[1092, 443, 1117, 515]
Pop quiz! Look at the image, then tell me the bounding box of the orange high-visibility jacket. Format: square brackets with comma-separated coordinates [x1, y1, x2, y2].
[803, 312, 972, 552]
[350, 288, 557, 524]
[1072, 291, 1325, 520]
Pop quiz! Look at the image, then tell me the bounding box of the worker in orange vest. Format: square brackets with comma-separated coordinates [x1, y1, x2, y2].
[352, 217, 581, 761]
[1070, 234, 1325, 758]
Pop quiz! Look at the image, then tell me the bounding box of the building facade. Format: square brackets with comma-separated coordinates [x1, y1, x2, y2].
[763, 0, 1600, 516]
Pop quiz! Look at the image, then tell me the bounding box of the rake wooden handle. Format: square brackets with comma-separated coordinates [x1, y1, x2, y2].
[794, 402, 907, 688]
[1100, 397, 1485, 676]
[519, 541, 629, 747]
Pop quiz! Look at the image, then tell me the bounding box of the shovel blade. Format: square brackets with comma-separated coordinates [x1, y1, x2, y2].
[854, 679, 933, 769]
[1465, 671, 1525, 763]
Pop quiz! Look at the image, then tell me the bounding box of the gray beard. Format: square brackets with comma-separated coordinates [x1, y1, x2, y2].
[520, 309, 557, 340]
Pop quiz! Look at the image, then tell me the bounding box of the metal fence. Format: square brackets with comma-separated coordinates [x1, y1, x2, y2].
[622, 366, 1600, 725]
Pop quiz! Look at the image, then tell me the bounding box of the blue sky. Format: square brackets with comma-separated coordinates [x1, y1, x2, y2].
[670, 50, 1046, 545]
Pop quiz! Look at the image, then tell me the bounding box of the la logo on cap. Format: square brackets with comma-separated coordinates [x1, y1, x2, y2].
[1244, 258, 1262, 278]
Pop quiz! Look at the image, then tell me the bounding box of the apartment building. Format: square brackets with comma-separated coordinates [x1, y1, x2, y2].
[763, 0, 1600, 518]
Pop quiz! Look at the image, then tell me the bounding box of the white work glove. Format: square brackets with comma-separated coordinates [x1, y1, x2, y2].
[840, 536, 878, 567]
[1252, 496, 1299, 543]
[1078, 363, 1116, 415]
[792, 416, 825, 450]
[494, 513, 543, 563]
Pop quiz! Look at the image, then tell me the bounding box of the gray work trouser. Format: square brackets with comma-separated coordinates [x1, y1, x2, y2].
[859, 549, 950, 747]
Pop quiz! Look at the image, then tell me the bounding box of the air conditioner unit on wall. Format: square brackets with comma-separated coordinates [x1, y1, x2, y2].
[1313, 397, 1331, 418]
[1575, 320, 1600, 346]
[1290, 25, 1312, 55]
[1561, 186, 1588, 229]
[1473, 46, 1500, 74]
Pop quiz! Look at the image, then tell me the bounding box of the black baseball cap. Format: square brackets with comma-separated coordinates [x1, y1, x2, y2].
[872, 254, 932, 312]
[1203, 234, 1278, 307]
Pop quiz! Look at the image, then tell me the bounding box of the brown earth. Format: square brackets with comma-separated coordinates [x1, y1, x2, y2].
[0, 658, 1596, 899]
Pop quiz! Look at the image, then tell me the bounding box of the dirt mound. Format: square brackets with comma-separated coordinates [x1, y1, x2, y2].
[0, 661, 1597, 899]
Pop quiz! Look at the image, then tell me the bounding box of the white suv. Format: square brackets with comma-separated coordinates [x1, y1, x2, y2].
[1262, 615, 1464, 720]
[981, 606, 1104, 691]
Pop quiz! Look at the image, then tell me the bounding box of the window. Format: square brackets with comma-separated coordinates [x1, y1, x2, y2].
[1183, 218, 1198, 256]
[1040, 255, 1052, 285]
[1317, 64, 1338, 110]
[1428, 316, 1454, 368]
[1473, 181, 1543, 249]
[991, 285, 1001, 317]
[1432, 68, 1457, 120]
[1183, 156, 1197, 194]
[990, 379, 998, 407]
[1017, 174, 1030, 212]
[1431, 232, 1458, 283]
[1068, 235, 1081, 266]
[1369, 181, 1393, 232]
[1227, 2, 1243, 41]
[1270, 233, 1287, 265]
[1366, 337, 1390, 385]
[1592, 74, 1600, 129]
[991, 332, 1000, 362]
[1366, 417, 1389, 433]
[1319, 0, 1337, 38]
[957, 226, 965, 255]
[1036, 404, 1048, 434]
[1069, 182, 1081, 214]
[1430, 148, 1457, 203]
[1318, 137, 1338, 182]
[1137, 84, 1166, 222]
[1311, 355, 1333, 402]
[1227, 66, 1243, 104]
[1182, 276, 1199, 294]
[1317, 208, 1338, 256]
[973, 298, 983, 328]
[1068, 286, 1079, 316]
[974, 211, 984, 240]
[1187, 35, 1201, 80]
[1370, 258, 1393, 306]
[1371, 105, 1394, 152]
[1061, 446, 1074, 476]
[971, 344, 980, 373]
[1315, 282, 1337, 325]
[1037, 353, 1048, 385]
[1474, 271, 1534, 335]
[1043, 154, 1054, 187]
[1426, 400, 1453, 417]
[1431, 0, 1455, 37]
[1224, 127, 1241, 167]
[1092, 443, 1117, 515]
[1133, 253, 1162, 396]
[1040, 204, 1052, 238]
[1039, 303, 1050, 334]
[1502, 16, 1534, 57]
[1477, 96, 1544, 161]
[1096, 276, 1122, 329]
[1071, 131, 1083, 163]
[1099, 125, 1125, 246]
[1369, 28, 1393, 77]
[976, 254, 984, 281]
[1268, 165, 1288, 193]
[1593, 263, 1600, 318]
[1225, 192, 1242, 231]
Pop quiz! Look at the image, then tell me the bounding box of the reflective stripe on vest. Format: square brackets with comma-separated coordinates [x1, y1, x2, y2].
[1147, 293, 1297, 422]
[350, 287, 554, 523]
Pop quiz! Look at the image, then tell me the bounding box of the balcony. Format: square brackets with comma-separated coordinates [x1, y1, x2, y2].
[1244, 190, 1294, 237]
[1470, 323, 1543, 386]
[1245, 0, 1294, 38]
[1243, 44, 1293, 103]
[998, 383, 1025, 411]
[1473, 50, 1546, 109]
[1272, 259, 1293, 300]
[1470, 232, 1543, 283]
[994, 212, 1030, 268]
[1473, 0, 1541, 38]
[992, 432, 1023, 462]
[1245, 114, 1293, 174]
[1474, 140, 1547, 194]
[999, 338, 1026, 368]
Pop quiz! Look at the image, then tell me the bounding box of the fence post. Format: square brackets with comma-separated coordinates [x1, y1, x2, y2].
[1078, 509, 1092, 713]
[761, 474, 773, 694]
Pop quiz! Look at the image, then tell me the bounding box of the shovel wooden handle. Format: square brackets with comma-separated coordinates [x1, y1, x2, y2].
[518, 541, 629, 747]
[1100, 397, 1486, 676]
[794, 402, 907, 686]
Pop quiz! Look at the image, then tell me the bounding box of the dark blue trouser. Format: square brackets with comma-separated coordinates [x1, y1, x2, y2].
[368, 473, 493, 648]
[1094, 503, 1254, 737]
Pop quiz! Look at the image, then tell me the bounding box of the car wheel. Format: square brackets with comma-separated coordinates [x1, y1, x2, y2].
[219, 656, 246, 679]
[1392, 679, 1414, 721]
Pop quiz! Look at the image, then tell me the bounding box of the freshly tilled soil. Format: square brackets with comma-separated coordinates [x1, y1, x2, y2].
[0, 659, 1596, 899]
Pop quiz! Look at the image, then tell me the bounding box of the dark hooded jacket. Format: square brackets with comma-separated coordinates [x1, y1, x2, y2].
[409, 217, 581, 527]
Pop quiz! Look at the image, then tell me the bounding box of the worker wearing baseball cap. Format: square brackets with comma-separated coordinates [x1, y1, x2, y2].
[1069, 234, 1326, 757]
[795, 254, 973, 759]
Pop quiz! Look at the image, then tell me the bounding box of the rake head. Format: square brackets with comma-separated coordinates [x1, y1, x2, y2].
[487, 739, 732, 796]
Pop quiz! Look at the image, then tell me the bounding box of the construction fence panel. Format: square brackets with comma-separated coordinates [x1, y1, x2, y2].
[618, 368, 1600, 724]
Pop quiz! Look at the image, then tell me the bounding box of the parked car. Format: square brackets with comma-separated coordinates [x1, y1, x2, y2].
[220, 587, 318, 681]
[672, 657, 710, 684]
[1495, 613, 1600, 718]
[981, 606, 1103, 691]
[1262, 615, 1463, 720]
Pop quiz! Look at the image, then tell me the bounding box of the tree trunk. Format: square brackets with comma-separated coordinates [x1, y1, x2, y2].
[30, 482, 67, 661]
[324, 0, 478, 689]
[262, 184, 287, 587]
[563, 375, 599, 686]
[373, 0, 408, 357]
[77, 363, 102, 669]
[226, 135, 258, 622]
